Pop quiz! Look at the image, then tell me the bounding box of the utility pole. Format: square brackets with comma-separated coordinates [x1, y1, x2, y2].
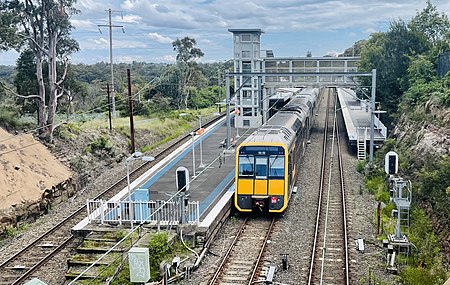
[98, 9, 124, 118]
[106, 83, 112, 131]
[218, 71, 221, 112]
[127, 69, 136, 154]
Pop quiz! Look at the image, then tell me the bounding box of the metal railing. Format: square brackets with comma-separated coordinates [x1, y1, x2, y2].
[86, 198, 200, 225]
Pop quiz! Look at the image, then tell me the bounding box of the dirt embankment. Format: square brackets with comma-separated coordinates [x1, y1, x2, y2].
[0, 128, 74, 233]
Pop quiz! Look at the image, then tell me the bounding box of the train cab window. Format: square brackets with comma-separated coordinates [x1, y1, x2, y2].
[238, 155, 254, 176]
[269, 156, 284, 179]
[255, 157, 268, 179]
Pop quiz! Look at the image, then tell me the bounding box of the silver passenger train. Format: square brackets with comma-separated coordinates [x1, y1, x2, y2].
[235, 88, 320, 213]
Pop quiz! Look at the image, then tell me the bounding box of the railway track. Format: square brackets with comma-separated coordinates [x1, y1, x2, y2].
[308, 88, 350, 285]
[0, 114, 224, 285]
[208, 217, 276, 285]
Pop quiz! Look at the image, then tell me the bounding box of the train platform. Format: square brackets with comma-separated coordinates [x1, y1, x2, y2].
[73, 115, 248, 234]
[337, 88, 387, 159]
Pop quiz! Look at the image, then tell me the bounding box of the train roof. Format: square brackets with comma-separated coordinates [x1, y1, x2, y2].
[242, 112, 302, 147]
[240, 87, 319, 148]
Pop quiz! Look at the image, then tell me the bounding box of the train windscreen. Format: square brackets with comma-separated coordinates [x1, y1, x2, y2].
[239, 155, 254, 176]
[238, 146, 285, 179]
[269, 155, 284, 179]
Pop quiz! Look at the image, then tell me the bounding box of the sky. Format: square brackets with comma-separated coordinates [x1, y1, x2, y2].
[1, 0, 450, 65]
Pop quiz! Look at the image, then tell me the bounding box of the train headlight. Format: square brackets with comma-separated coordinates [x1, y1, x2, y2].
[271, 197, 277, 204]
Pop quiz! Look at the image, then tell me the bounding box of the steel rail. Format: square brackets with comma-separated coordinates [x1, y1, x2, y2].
[0, 113, 225, 284]
[318, 90, 339, 283]
[11, 236, 74, 285]
[307, 88, 350, 285]
[307, 88, 332, 285]
[248, 217, 276, 285]
[207, 217, 249, 285]
[336, 104, 350, 285]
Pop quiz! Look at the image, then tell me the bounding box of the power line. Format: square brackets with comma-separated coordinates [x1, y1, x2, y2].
[0, 76, 163, 144]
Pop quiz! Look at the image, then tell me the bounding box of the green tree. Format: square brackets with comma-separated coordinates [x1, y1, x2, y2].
[172, 37, 204, 109]
[59, 65, 88, 118]
[152, 64, 182, 107]
[359, 21, 429, 124]
[342, 40, 366, 56]
[409, 0, 450, 55]
[0, 0, 79, 141]
[14, 49, 39, 115]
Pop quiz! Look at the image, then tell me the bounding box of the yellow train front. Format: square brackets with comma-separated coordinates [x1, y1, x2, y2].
[234, 88, 319, 213]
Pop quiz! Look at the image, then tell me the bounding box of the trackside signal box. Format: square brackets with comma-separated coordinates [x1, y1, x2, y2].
[176, 167, 190, 191]
[128, 247, 150, 283]
[385, 151, 398, 175]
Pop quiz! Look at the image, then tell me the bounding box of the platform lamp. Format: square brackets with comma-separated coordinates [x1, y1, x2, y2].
[126, 151, 154, 229]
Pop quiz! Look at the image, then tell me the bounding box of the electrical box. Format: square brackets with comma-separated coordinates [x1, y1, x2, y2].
[385, 151, 398, 175]
[24, 279, 48, 285]
[176, 167, 189, 191]
[128, 247, 150, 283]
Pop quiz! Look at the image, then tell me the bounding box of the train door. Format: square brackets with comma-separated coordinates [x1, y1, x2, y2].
[254, 156, 268, 195]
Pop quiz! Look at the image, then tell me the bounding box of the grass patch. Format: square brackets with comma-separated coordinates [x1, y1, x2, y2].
[55, 122, 82, 140]
[356, 160, 366, 173]
[3, 223, 29, 238]
[365, 175, 387, 197]
[78, 107, 216, 131]
[103, 230, 129, 240]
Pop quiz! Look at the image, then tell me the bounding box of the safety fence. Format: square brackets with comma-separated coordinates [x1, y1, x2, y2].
[86, 198, 200, 226]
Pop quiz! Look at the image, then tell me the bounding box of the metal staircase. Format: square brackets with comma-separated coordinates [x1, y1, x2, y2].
[357, 128, 367, 160]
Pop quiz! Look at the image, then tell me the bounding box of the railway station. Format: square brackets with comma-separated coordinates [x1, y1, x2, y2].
[68, 28, 389, 283]
[73, 115, 246, 233]
[3, 27, 390, 285]
[337, 88, 387, 160]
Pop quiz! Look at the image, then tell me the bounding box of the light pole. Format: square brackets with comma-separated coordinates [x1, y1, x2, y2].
[369, 69, 376, 163]
[190, 132, 196, 178]
[198, 116, 206, 169]
[234, 108, 240, 138]
[126, 151, 154, 229]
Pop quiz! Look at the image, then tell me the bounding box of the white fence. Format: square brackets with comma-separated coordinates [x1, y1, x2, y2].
[86, 199, 200, 226]
[374, 115, 387, 139]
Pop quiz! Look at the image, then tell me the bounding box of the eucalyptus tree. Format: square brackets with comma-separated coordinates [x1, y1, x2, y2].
[172, 37, 204, 109]
[409, 0, 450, 55]
[0, 0, 79, 141]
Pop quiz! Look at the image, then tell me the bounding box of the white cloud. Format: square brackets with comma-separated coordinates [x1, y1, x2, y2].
[326, 50, 341, 57]
[76, 0, 104, 11]
[116, 55, 144, 63]
[12, 0, 450, 64]
[157, 55, 176, 63]
[148, 33, 173, 44]
[118, 14, 142, 24]
[94, 38, 108, 46]
[71, 19, 95, 29]
[364, 27, 378, 34]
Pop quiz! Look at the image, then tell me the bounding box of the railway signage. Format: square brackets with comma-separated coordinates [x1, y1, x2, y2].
[176, 166, 190, 191]
[384, 151, 398, 175]
[196, 127, 205, 135]
[128, 247, 150, 283]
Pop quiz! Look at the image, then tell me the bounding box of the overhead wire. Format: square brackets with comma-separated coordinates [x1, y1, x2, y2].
[0, 75, 163, 144]
[65, 86, 308, 283]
